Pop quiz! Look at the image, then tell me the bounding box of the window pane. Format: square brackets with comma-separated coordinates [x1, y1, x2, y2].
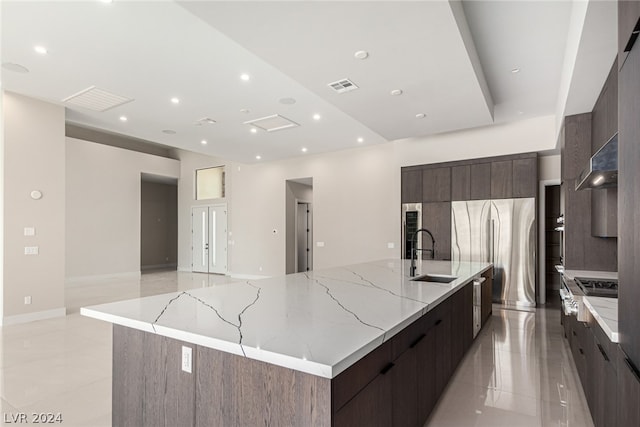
[196, 167, 224, 200]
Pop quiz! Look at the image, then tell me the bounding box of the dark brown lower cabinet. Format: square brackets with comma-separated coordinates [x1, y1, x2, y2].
[617, 346, 640, 427]
[113, 277, 487, 427]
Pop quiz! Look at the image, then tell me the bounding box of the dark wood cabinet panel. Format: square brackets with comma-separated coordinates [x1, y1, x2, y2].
[618, 1, 640, 70]
[617, 346, 640, 427]
[451, 165, 470, 201]
[450, 288, 465, 370]
[481, 269, 493, 325]
[562, 113, 592, 180]
[591, 58, 618, 153]
[402, 170, 423, 203]
[113, 325, 145, 427]
[432, 302, 452, 397]
[416, 324, 437, 422]
[391, 348, 418, 427]
[422, 202, 451, 260]
[490, 160, 513, 199]
[619, 24, 640, 370]
[334, 372, 392, 427]
[512, 158, 537, 198]
[589, 329, 617, 427]
[470, 163, 491, 200]
[422, 167, 451, 202]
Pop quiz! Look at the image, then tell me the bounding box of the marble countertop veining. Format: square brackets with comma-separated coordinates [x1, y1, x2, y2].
[583, 296, 619, 343]
[81, 259, 491, 378]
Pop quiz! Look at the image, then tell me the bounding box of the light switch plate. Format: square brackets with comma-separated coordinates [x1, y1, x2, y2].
[24, 227, 35, 236]
[387, 242, 395, 249]
[181, 346, 192, 373]
[316, 242, 325, 247]
[24, 246, 39, 255]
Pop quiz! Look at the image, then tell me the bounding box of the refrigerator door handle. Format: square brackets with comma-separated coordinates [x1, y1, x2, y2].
[490, 219, 495, 263]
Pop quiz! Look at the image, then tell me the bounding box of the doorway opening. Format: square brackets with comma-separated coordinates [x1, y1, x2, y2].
[140, 174, 178, 272]
[191, 204, 228, 274]
[286, 178, 313, 274]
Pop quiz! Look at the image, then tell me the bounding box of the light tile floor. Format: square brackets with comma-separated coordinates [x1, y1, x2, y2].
[1, 271, 592, 426]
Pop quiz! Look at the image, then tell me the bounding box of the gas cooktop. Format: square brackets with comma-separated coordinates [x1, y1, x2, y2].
[574, 277, 618, 298]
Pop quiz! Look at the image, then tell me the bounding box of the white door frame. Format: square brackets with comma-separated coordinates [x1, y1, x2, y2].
[191, 203, 228, 274]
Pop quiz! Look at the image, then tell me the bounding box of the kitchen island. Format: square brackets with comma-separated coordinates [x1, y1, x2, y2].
[82, 259, 492, 427]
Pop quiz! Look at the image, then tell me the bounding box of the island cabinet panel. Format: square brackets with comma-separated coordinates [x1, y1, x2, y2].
[431, 298, 453, 396]
[512, 158, 537, 198]
[617, 346, 640, 427]
[422, 167, 451, 202]
[113, 326, 145, 427]
[416, 322, 437, 422]
[451, 165, 470, 201]
[481, 268, 493, 325]
[490, 160, 513, 199]
[470, 163, 491, 200]
[588, 321, 618, 427]
[402, 170, 423, 203]
[391, 346, 419, 427]
[196, 345, 331, 427]
[422, 202, 451, 260]
[333, 373, 392, 427]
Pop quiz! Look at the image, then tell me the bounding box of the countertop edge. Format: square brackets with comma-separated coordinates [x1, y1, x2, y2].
[582, 297, 619, 343]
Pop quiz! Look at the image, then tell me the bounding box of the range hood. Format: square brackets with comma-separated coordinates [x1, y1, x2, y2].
[575, 133, 618, 191]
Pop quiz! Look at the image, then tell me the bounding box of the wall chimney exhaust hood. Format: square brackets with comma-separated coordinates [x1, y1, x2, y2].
[575, 133, 618, 191]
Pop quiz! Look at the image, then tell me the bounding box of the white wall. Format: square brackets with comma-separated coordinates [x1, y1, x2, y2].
[3, 92, 66, 323]
[175, 150, 229, 272]
[227, 115, 558, 277]
[539, 154, 561, 181]
[66, 138, 180, 279]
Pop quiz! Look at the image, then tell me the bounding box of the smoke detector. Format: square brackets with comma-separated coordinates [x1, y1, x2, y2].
[328, 78, 359, 94]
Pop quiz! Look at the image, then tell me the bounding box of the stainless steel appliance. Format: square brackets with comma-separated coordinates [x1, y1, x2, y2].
[401, 203, 422, 259]
[559, 276, 617, 320]
[451, 198, 536, 309]
[472, 276, 485, 338]
[574, 277, 618, 297]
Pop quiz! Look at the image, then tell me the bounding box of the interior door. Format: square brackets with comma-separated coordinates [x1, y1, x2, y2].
[296, 202, 312, 272]
[191, 205, 227, 274]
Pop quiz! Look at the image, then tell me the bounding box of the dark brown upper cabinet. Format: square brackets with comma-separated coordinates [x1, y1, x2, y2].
[618, 1, 640, 70]
[470, 163, 491, 200]
[401, 170, 422, 203]
[512, 158, 537, 198]
[451, 165, 470, 201]
[490, 160, 513, 199]
[592, 58, 618, 153]
[422, 167, 451, 202]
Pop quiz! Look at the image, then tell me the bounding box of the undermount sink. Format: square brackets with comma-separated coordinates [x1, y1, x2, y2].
[411, 274, 458, 284]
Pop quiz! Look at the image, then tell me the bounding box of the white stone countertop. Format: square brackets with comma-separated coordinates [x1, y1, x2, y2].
[81, 259, 491, 379]
[583, 296, 619, 343]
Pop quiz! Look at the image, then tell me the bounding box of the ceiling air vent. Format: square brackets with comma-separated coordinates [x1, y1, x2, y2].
[244, 114, 299, 132]
[328, 78, 359, 94]
[62, 86, 134, 112]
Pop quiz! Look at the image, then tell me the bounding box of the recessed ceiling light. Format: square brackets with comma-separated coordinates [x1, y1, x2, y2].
[302, 147, 308, 153]
[354, 50, 369, 60]
[416, 113, 426, 119]
[357, 137, 364, 143]
[34, 46, 48, 55]
[250, 128, 258, 134]
[2, 62, 29, 73]
[279, 97, 297, 105]
[162, 129, 176, 135]
[240, 73, 251, 81]
[119, 116, 127, 122]
[240, 108, 250, 114]
[313, 114, 321, 120]
[390, 89, 403, 96]
[517, 111, 524, 115]
[255, 155, 261, 160]
[99, 0, 113, 3]
[511, 68, 520, 74]
[171, 97, 180, 104]
[201, 140, 207, 145]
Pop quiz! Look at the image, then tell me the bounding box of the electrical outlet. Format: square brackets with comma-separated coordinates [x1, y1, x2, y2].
[387, 242, 395, 249]
[24, 246, 39, 255]
[182, 346, 192, 373]
[316, 241, 325, 247]
[24, 296, 32, 305]
[24, 227, 35, 236]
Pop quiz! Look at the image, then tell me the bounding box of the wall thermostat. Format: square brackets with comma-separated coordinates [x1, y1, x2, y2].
[30, 190, 43, 200]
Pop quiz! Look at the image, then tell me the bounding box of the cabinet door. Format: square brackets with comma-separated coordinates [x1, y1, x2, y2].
[463, 282, 474, 351]
[416, 325, 437, 423]
[451, 165, 470, 201]
[422, 202, 451, 260]
[491, 160, 513, 199]
[617, 346, 640, 427]
[434, 309, 452, 396]
[618, 1, 640, 70]
[334, 372, 392, 427]
[470, 163, 491, 200]
[481, 269, 493, 326]
[402, 170, 423, 203]
[592, 334, 617, 427]
[422, 167, 451, 202]
[512, 158, 537, 198]
[450, 288, 465, 370]
[391, 347, 419, 427]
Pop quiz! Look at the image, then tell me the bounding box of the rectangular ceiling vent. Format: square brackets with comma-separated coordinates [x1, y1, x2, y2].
[62, 86, 134, 112]
[244, 114, 299, 132]
[328, 78, 359, 94]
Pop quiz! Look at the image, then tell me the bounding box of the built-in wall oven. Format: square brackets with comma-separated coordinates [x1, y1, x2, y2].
[401, 203, 422, 259]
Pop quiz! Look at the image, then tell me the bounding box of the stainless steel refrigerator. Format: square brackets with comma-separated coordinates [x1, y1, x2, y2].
[451, 198, 536, 309]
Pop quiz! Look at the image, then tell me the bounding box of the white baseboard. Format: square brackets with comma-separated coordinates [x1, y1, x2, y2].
[177, 267, 192, 272]
[1, 307, 66, 326]
[65, 271, 141, 287]
[141, 263, 177, 271]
